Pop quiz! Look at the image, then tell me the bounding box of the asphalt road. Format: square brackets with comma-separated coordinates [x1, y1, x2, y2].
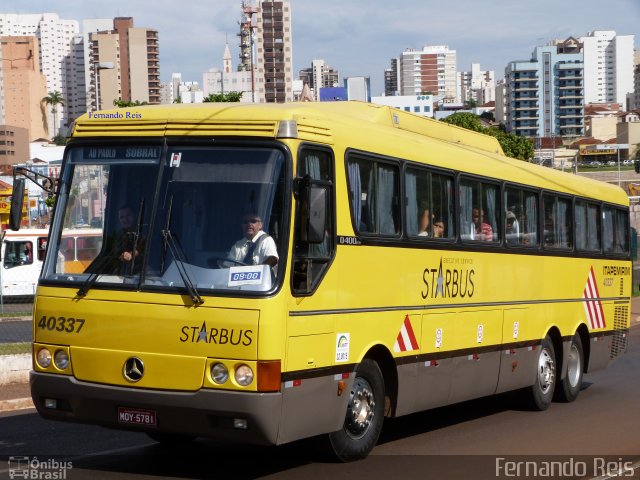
[1, 325, 639, 479]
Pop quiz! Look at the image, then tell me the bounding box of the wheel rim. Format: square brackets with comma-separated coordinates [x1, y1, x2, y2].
[345, 376, 376, 439]
[537, 347, 555, 394]
[566, 343, 581, 388]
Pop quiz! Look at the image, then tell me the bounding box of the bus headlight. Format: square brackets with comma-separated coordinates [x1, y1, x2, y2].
[36, 348, 52, 368]
[54, 350, 69, 370]
[211, 363, 229, 384]
[235, 364, 254, 386]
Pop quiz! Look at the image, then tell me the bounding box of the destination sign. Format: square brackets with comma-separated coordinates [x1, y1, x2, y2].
[82, 146, 161, 162]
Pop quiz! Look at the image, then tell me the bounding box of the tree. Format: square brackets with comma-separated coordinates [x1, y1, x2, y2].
[113, 99, 149, 108]
[464, 99, 478, 109]
[203, 92, 243, 103]
[441, 112, 534, 161]
[43, 91, 65, 138]
[441, 112, 484, 132]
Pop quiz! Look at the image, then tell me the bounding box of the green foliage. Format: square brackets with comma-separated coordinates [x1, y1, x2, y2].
[203, 92, 243, 103]
[441, 112, 484, 132]
[634, 143, 640, 161]
[441, 112, 534, 161]
[52, 133, 66, 146]
[479, 111, 495, 123]
[0, 342, 30, 355]
[43, 91, 65, 109]
[113, 99, 149, 108]
[42, 91, 65, 138]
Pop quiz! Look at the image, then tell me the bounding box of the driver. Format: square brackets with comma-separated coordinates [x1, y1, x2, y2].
[227, 211, 278, 267]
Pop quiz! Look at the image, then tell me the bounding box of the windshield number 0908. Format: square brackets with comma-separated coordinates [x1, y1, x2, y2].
[38, 316, 85, 333]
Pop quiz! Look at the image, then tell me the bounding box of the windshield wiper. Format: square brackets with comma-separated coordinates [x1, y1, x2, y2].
[77, 198, 145, 298]
[161, 195, 204, 305]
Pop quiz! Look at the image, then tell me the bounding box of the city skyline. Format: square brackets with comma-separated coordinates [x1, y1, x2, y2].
[6, 0, 640, 96]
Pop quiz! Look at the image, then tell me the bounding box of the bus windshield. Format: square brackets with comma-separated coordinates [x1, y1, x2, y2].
[43, 144, 288, 295]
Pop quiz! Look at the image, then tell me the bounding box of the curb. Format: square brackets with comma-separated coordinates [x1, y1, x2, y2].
[0, 354, 30, 385]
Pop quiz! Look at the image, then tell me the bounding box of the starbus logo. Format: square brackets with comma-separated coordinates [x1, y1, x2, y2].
[179, 321, 253, 346]
[421, 257, 475, 300]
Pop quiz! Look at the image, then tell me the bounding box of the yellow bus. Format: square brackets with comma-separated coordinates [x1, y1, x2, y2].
[18, 102, 630, 460]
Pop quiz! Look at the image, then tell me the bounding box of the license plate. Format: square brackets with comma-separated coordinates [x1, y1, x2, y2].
[117, 407, 157, 427]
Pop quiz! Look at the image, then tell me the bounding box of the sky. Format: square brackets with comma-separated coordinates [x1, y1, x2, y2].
[7, 0, 640, 95]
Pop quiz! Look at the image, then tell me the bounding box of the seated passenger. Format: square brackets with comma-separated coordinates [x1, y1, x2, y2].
[505, 211, 519, 244]
[472, 207, 493, 241]
[418, 209, 432, 237]
[227, 211, 278, 267]
[433, 216, 445, 238]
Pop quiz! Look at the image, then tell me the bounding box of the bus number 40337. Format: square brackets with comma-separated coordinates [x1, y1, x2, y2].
[37, 316, 85, 334]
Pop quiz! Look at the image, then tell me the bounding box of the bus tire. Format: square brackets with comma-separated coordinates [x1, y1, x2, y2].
[524, 335, 556, 411]
[554, 334, 583, 403]
[328, 359, 385, 462]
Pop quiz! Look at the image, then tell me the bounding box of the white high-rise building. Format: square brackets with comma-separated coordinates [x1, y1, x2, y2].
[580, 30, 635, 106]
[399, 46, 457, 101]
[458, 63, 495, 105]
[0, 14, 79, 136]
[255, 0, 293, 103]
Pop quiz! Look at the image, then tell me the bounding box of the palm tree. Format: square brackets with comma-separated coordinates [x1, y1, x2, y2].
[43, 91, 65, 138]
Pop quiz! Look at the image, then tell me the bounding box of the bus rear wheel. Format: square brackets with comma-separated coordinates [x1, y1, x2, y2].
[523, 335, 556, 411]
[554, 334, 583, 403]
[328, 359, 385, 462]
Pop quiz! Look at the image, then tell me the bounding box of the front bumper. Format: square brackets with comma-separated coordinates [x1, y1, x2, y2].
[30, 371, 282, 445]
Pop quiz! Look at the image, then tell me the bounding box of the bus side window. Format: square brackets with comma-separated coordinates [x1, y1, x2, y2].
[37, 237, 48, 261]
[3, 241, 32, 268]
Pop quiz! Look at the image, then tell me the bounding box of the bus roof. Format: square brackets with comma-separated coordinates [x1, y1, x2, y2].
[72, 101, 628, 206]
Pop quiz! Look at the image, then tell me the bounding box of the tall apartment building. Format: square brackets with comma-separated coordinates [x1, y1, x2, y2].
[398, 46, 457, 101]
[580, 30, 635, 106]
[1, 36, 48, 140]
[384, 58, 399, 97]
[0, 13, 79, 136]
[633, 62, 640, 110]
[458, 63, 495, 105]
[298, 59, 339, 101]
[255, 1, 293, 103]
[88, 17, 160, 109]
[505, 39, 585, 138]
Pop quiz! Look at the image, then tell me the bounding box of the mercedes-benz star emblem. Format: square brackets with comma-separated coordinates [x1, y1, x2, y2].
[123, 357, 144, 382]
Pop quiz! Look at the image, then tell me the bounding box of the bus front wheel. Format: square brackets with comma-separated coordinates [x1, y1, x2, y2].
[328, 359, 385, 462]
[554, 333, 583, 403]
[524, 335, 556, 411]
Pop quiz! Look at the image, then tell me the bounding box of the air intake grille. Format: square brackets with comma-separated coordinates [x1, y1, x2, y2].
[619, 278, 624, 296]
[610, 305, 628, 358]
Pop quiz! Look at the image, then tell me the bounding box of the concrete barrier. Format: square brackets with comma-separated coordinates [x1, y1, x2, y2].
[0, 354, 30, 385]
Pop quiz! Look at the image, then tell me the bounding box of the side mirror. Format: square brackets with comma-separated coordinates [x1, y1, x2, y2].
[9, 178, 25, 231]
[305, 185, 327, 244]
[295, 175, 328, 244]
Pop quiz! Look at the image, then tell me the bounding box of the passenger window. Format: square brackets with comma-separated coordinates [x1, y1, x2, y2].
[347, 157, 400, 235]
[37, 237, 48, 261]
[405, 167, 454, 239]
[504, 186, 538, 247]
[459, 178, 500, 243]
[575, 201, 601, 252]
[543, 195, 573, 249]
[603, 207, 629, 255]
